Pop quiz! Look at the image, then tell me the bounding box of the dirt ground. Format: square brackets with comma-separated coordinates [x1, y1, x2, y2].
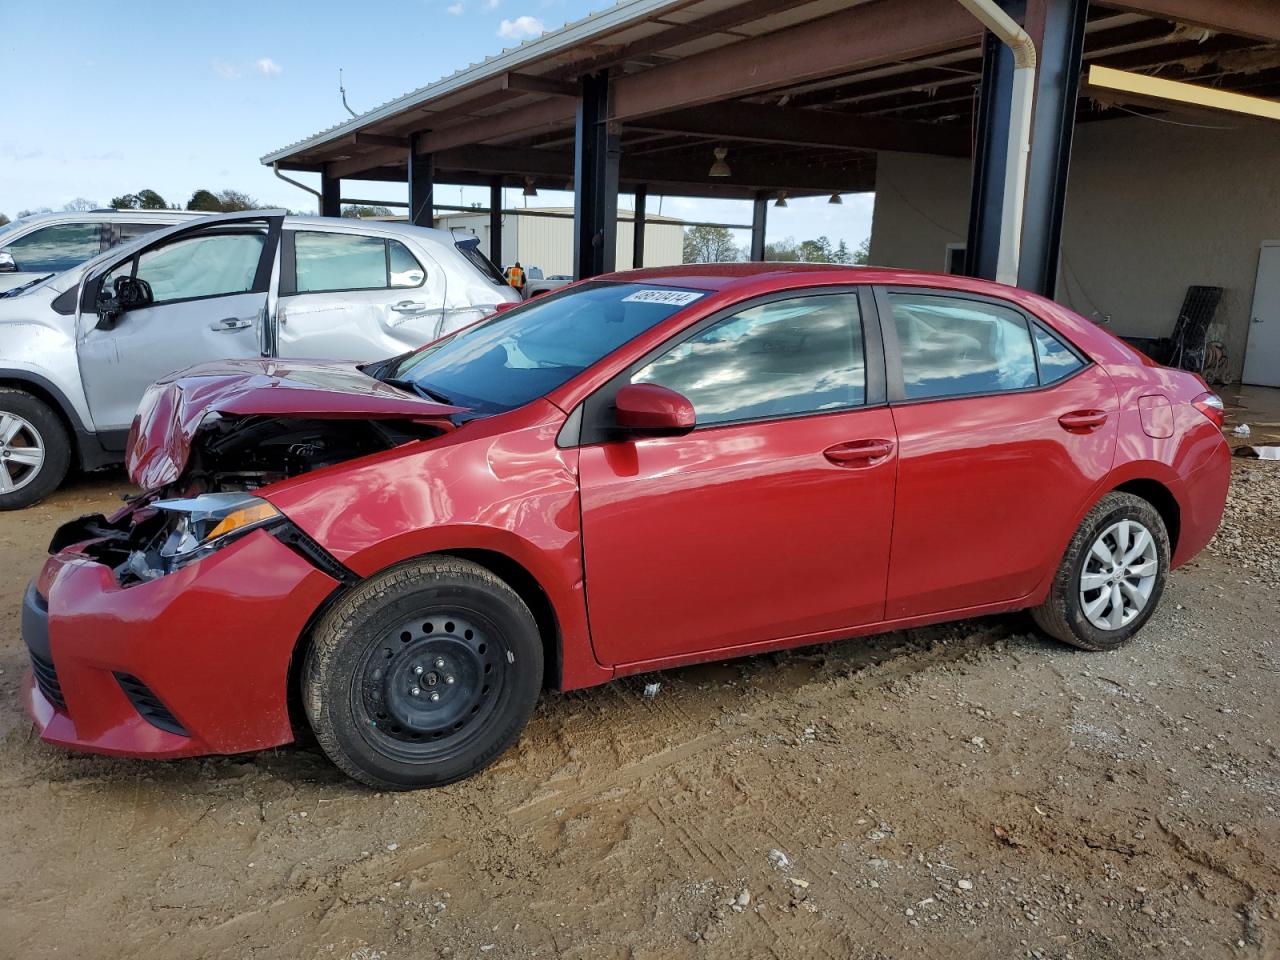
[2, 449, 1278, 959]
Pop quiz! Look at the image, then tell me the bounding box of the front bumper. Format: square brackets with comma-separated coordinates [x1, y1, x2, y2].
[22, 527, 339, 759]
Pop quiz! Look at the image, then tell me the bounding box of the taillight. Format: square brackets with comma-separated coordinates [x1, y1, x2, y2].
[1192, 391, 1225, 428]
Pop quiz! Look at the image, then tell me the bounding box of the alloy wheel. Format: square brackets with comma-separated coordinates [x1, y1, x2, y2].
[0, 412, 46, 494]
[1079, 519, 1159, 631]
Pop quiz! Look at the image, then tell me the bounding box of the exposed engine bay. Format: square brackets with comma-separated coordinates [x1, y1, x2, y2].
[61, 416, 447, 586]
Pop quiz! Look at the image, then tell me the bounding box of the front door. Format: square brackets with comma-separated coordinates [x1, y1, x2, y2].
[1242, 242, 1280, 387]
[79, 216, 280, 434]
[277, 228, 447, 361]
[579, 290, 898, 668]
[878, 288, 1118, 618]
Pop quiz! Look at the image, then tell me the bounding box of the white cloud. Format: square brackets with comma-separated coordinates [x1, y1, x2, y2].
[485, 0, 500, 8]
[256, 57, 284, 77]
[497, 15, 543, 39]
[211, 59, 240, 80]
[447, 2, 463, 12]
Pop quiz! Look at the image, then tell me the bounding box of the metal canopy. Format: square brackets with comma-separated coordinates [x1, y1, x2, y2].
[264, 0, 1279, 200]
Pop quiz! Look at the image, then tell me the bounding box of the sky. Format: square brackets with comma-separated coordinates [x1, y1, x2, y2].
[0, 0, 873, 252]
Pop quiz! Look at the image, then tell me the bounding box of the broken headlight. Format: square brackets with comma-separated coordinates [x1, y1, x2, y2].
[150, 493, 283, 570]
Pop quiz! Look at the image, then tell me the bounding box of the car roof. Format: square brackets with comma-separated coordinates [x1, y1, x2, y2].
[7, 210, 202, 225]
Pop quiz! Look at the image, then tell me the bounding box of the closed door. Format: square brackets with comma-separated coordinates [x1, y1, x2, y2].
[880, 289, 1118, 619]
[1242, 243, 1280, 387]
[79, 223, 277, 433]
[277, 230, 446, 360]
[578, 290, 898, 668]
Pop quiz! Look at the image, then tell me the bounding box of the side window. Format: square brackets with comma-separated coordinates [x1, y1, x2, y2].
[1032, 323, 1085, 383]
[293, 232, 426, 293]
[889, 293, 1037, 400]
[111, 221, 167, 247]
[388, 240, 426, 288]
[132, 230, 266, 303]
[4, 223, 103, 272]
[632, 293, 865, 426]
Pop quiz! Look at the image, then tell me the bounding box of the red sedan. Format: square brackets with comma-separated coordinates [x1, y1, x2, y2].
[23, 264, 1230, 789]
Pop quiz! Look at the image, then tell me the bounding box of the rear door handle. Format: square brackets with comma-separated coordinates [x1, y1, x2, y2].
[824, 438, 895, 467]
[390, 300, 429, 313]
[1058, 409, 1108, 432]
[210, 317, 253, 331]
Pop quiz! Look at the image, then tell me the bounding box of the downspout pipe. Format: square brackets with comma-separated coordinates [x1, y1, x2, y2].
[956, 0, 1037, 287]
[272, 163, 323, 211]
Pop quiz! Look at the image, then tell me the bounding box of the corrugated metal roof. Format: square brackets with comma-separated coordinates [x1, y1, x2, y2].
[260, 0, 687, 165]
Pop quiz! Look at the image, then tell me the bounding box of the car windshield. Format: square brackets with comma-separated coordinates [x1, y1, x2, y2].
[384, 280, 706, 415]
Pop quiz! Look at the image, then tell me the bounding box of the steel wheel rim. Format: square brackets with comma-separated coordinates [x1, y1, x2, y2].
[0, 412, 45, 494]
[353, 611, 507, 763]
[1079, 519, 1159, 631]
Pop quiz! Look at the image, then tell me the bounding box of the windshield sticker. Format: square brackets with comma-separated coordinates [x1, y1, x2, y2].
[620, 289, 705, 306]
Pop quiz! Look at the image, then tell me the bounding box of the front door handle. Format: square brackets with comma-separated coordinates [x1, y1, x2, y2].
[390, 300, 428, 313]
[1058, 409, 1108, 432]
[824, 438, 895, 467]
[210, 317, 253, 331]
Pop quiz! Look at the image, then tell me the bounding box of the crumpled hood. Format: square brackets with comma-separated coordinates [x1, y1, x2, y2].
[126, 358, 463, 490]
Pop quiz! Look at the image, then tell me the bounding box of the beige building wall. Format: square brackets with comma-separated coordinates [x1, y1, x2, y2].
[435, 208, 685, 278]
[869, 118, 1280, 381]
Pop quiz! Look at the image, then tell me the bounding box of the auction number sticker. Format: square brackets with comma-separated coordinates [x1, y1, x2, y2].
[621, 289, 705, 306]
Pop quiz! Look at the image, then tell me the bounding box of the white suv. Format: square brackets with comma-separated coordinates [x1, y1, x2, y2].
[0, 210, 204, 292]
[0, 210, 518, 508]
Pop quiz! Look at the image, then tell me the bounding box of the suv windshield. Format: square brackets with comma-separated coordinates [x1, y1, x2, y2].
[384, 281, 706, 415]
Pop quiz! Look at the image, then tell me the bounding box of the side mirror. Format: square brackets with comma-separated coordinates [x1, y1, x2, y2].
[0, 250, 15, 273]
[614, 383, 695, 436]
[95, 275, 153, 328]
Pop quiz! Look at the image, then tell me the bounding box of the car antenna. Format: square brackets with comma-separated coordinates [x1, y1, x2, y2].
[339, 68, 358, 119]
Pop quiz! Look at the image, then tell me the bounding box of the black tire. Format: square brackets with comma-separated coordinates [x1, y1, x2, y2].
[1032, 492, 1170, 651]
[0, 388, 71, 511]
[303, 556, 543, 790]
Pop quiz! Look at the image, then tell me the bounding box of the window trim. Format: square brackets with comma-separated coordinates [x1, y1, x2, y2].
[279, 229, 426, 297]
[875, 285, 1092, 406]
[576, 285, 886, 446]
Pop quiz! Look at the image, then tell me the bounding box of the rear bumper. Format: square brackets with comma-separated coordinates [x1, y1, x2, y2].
[22, 528, 339, 759]
[1171, 435, 1231, 569]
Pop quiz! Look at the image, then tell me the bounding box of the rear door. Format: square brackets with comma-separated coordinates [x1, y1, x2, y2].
[578, 288, 898, 668]
[78, 212, 283, 434]
[276, 228, 447, 360]
[878, 286, 1118, 619]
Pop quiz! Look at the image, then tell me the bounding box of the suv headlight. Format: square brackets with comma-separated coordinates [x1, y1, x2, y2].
[152, 493, 282, 568]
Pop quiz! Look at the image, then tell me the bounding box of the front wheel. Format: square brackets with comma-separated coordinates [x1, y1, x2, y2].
[1032, 492, 1170, 651]
[0, 388, 71, 511]
[303, 557, 543, 790]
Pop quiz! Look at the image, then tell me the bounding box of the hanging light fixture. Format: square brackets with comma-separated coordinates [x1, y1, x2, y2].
[774, 192, 788, 208]
[828, 192, 843, 205]
[708, 146, 731, 178]
[522, 177, 538, 197]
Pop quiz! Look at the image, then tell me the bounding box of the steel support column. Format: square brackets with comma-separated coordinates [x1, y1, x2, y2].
[320, 172, 341, 217]
[1018, 0, 1087, 297]
[749, 192, 768, 261]
[964, 0, 1024, 281]
[573, 72, 620, 280]
[632, 185, 647, 269]
[489, 178, 504, 266]
[408, 137, 434, 227]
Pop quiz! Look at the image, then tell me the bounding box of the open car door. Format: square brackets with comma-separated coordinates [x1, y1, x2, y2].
[77, 211, 284, 436]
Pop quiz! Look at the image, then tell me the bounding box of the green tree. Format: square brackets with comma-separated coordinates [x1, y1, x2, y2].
[136, 189, 168, 209]
[186, 189, 222, 211]
[851, 237, 870, 265]
[683, 224, 742, 264]
[763, 237, 800, 261]
[110, 194, 139, 210]
[0, 213, 9, 227]
[342, 204, 394, 218]
[214, 189, 259, 211]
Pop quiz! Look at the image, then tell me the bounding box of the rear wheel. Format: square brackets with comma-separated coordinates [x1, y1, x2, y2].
[1032, 492, 1170, 651]
[0, 389, 71, 511]
[303, 557, 543, 789]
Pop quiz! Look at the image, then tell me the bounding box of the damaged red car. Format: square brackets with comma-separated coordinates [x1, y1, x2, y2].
[23, 265, 1230, 789]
